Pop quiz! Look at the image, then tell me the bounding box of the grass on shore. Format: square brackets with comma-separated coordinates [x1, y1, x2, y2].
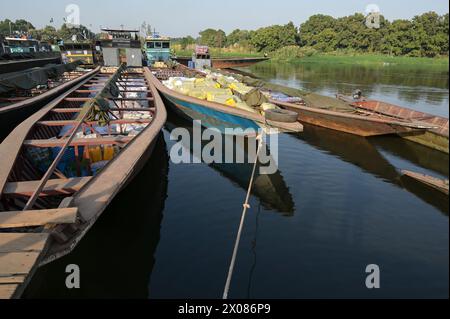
[284, 54, 449, 67]
[173, 49, 264, 59]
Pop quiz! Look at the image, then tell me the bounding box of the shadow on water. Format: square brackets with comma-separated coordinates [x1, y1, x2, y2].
[164, 111, 295, 216]
[23, 134, 169, 299]
[295, 124, 449, 215]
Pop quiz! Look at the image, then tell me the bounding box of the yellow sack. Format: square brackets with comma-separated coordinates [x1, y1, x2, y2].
[103, 145, 115, 161]
[89, 146, 103, 163]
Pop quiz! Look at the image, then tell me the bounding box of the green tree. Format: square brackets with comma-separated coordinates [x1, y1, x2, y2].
[250, 22, 299, 52]
[226, 29, 251, 46]
[199, 29, 227, 47]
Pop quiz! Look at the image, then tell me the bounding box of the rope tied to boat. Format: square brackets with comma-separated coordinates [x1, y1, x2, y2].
[223, 132, 264, 300]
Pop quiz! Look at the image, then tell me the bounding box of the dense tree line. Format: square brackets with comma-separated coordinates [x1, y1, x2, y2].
[2, 11, 449, 57]
[177, 11, 448, 57]
[0, 19, 96, 42]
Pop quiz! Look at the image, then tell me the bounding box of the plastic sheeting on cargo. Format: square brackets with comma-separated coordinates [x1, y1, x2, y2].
[0, 60, 83, 94]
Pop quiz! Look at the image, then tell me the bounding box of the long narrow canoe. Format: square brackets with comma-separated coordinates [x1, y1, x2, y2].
[402, 170, 449, 195]
[0, 65, 167, 298]
[0, 62, 98, 141]
[195, 67, 434, 138]
[149, 66, 303, 134]
[337, 96, 449, 154]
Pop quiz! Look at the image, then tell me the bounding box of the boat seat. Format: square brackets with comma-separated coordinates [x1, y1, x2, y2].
[3, 177, 92, 197]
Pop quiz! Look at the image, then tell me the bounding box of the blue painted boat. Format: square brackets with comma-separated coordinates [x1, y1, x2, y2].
[148, 67, 303, 134]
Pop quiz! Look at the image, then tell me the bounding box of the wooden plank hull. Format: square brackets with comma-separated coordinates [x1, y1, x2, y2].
[402, 170, 449, 195]
[0, 66, 167, 297]
[338, 96, 449, 153]
[277, 101, 417, 137]
[0, 68, 99, 142]
[400, 130, 449, 154]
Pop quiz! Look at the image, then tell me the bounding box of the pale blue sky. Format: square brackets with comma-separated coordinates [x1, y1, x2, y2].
[1, 0, 448, 37]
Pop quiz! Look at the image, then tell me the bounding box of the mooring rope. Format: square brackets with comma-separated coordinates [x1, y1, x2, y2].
[223, 133, 264, 300]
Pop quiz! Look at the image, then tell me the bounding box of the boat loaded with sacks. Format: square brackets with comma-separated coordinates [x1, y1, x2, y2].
[0, 64, 166, 298]
[149, 65, 303, 134]
[0, 61, 98, 140]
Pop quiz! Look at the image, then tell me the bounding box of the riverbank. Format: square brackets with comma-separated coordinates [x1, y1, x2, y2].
[173, 48, 264, 59]
[271, 54, 449, 67]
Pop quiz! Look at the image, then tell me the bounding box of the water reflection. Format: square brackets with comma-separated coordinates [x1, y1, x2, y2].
[164, 112, 295, 216]
[24, 135, 169, 299]
[296, 124, 449, 215]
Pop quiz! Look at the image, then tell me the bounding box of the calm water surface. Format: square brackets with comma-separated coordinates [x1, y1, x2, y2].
[26, 62, 449, 299]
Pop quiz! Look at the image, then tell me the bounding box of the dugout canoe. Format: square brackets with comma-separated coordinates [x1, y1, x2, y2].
[0, 65, 167, 298]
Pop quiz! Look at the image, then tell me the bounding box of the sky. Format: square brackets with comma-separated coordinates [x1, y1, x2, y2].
[1, 0, 449, 37]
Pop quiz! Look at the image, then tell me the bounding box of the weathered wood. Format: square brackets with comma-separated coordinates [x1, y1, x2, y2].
[52, 107, 155, 113]
[0, 208, 78, 228]
[402, 170, 449, 195]
[24, 136, 133, 148]
[37, 119, 151, 126]
[0, 276, 26, 284]
[0, 284, 18, 299]
[0, 233, 49, 253]
[0, 252, 41, 276]
[4, 177, 91, 197]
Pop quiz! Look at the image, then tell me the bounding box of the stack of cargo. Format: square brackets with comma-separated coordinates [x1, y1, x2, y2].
[162, 71, 281, 115]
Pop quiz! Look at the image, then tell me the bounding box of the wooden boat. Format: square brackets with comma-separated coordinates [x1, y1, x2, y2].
[189, 67, 435, 139]
[0, 65, 167, 298]
[337, 96, 449, 154]
[0, 62, 98, 141]
[401, 170, 449, 195]
[149, 66, 303, 134]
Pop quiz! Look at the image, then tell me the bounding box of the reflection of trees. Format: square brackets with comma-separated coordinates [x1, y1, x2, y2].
[249, 62, 449, 105]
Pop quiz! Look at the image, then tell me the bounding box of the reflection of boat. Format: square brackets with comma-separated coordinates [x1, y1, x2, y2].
[338, 95, 449, 154]
[23, 136, 169, 298]
[295, 124, 448, 215]
[165, 113, 295, 215]
[402, 170, 449, 195]
[0, 62, 98, 141]
[149, 66, 303, 134]
[0, 66, 166, 298]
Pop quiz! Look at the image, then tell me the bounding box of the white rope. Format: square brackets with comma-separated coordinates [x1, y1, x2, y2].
[223, 133, 264, 300]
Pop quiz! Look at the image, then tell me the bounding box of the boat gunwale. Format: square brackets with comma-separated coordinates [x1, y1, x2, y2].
[0, 66, 101, 199]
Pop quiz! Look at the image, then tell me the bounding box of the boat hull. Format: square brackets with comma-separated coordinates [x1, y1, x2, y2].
[162, 93, 261, 133]
[280, 102, 416, 137]
[173, 57, 269, 69]
[400, 130, 449, 154]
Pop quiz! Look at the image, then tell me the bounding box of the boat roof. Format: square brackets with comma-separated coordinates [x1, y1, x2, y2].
[101, 28, 140, 33]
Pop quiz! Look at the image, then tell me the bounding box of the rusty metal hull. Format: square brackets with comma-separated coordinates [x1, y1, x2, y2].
[173, 57, 269, 69]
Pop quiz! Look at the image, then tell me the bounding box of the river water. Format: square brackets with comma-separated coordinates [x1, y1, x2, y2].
[25, 61, 449, 299]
